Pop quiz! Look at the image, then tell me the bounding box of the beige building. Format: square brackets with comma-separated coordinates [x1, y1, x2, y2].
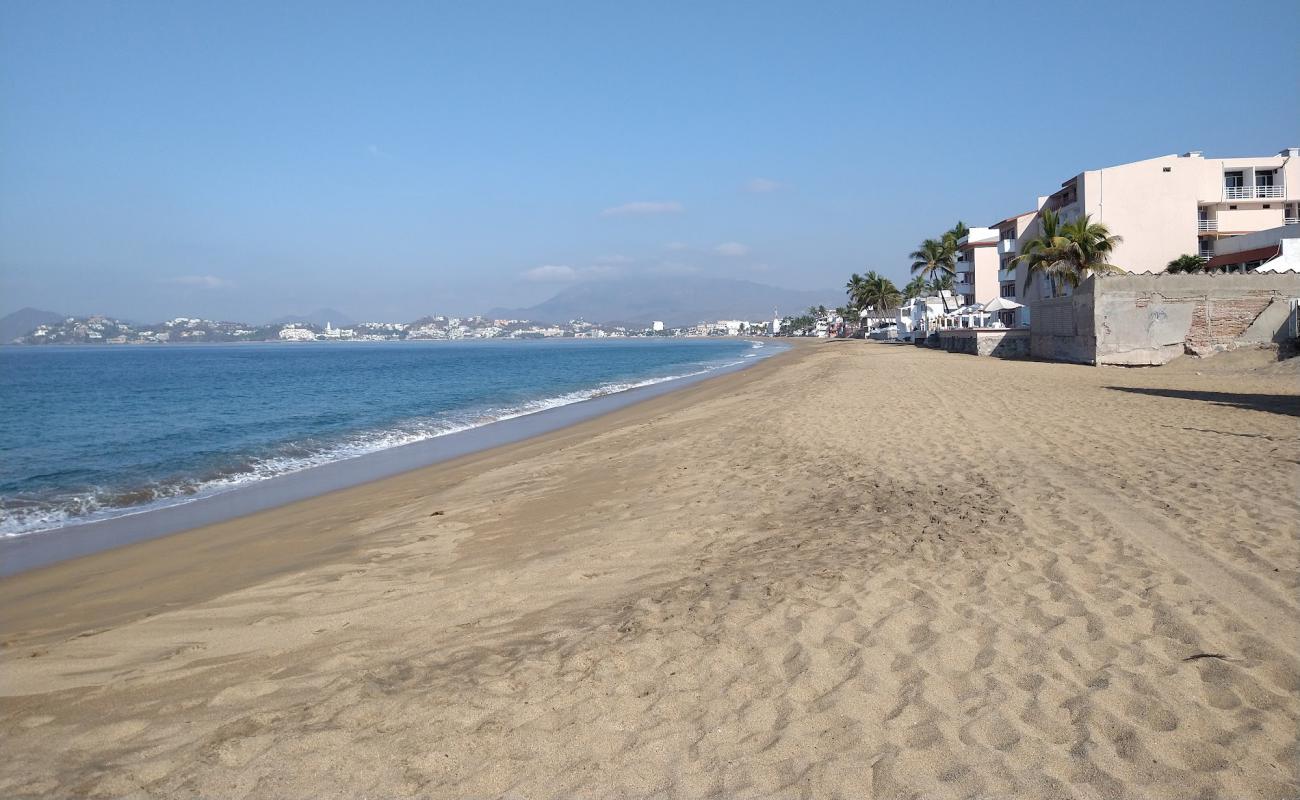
[952, 227, 998, 307]
[1015, 147, 1299, 301]
[953, 211, 1036, 326]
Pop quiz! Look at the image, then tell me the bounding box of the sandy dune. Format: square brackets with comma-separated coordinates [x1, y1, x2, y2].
[2, 341, 1297, 799]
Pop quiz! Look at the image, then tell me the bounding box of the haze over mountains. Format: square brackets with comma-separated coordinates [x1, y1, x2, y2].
[0, 308, 64, 343]
[491, 276, 836, 327]
[2, 276, 838, 341]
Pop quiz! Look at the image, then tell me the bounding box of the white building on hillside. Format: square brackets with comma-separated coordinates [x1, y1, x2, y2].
[279, 326, 315, 341]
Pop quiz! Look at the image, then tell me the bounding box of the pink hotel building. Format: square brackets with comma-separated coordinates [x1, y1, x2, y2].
[954, 147, 1299, 326]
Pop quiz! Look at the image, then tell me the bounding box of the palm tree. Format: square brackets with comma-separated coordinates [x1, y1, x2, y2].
[1055, 215, 1123, 287]
[903, 275, 928, 299]
[1013, 208, 1072, 297]
[1166, 254, 1206, 274]
[928, 273, 954, 293]
[845, 273, 868, 305]
[910, 238, 955, 282]
[943, 221, 969, 248]
[856, 271, 902, 326]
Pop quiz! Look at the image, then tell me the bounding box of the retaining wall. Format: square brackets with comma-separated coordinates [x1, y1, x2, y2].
[1029, 273, 1300, 365]
[937, 329, 1031, 358]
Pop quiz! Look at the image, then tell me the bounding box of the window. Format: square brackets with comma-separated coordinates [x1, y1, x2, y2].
[1224, 171, 1244, 188]
[1162, 166, 1171, 172]
[1000, 282, 1016, 298]
[1256, 170, 1275, 187]
[1000, 227, 1016, 241]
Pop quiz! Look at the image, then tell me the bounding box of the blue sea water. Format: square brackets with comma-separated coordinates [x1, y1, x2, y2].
[0, 338, 768, 536]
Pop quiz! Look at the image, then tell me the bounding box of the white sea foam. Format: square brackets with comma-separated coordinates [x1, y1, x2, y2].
[0, 350, 779, 538]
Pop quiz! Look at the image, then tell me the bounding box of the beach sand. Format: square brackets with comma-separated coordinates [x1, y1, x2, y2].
[2, 341, 1297, 799]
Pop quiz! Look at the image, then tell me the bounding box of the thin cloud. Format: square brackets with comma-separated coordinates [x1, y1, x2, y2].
[715, 242, 750, 257]
[663, 241, 690, 251]
[523, 264, 578, 282]
[600, 201, 684, 218]
[166, 275, 233, 289]
[744, 177, 782, 193]
[649, 261, 701, 276]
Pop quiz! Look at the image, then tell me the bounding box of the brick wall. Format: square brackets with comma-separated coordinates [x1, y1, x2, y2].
[1183, 296, 1274, 355]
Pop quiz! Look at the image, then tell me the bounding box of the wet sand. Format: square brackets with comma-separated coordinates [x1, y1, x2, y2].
[2, 341, 1297, 798]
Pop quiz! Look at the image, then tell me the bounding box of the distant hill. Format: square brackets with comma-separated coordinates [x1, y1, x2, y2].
[0, 308, 64, 343]
[490, 276, 836, 327]
[267, 308, 357, 328]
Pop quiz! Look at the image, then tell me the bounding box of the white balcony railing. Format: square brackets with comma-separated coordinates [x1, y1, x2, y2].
[1223, 184, 1286, 200]
[1198, 218, 1217, 231]
[997, 239, 1016, 255]
[1286, 216, 1299, 226]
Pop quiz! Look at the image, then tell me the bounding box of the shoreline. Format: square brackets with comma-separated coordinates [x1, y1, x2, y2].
[0, 339, 786, 576]
[0, 341, 806, 647]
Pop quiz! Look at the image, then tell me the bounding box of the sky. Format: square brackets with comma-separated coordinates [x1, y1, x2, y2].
[2, 0, 1298, 323]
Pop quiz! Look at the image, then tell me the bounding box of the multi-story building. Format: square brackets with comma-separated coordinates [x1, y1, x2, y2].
[952, 227, 999, 308]
[949, 212, 1037, 325]
[1019, 146, 1299, 301]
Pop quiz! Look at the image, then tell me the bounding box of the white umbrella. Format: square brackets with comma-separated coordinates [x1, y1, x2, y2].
[982, 297, 1024, 313]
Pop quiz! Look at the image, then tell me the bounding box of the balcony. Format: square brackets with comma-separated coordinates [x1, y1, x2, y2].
[1223, 184, 1286, 200]
[999, 268, 1016, 282]
[955, 259, 974, 274]
[1286, 216, 1299, 226]
[997, 239, 1016, 255]
[1198, 218, 1217, 232]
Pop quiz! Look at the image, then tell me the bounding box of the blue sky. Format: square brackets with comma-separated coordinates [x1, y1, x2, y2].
[2, 0, 1297, 322]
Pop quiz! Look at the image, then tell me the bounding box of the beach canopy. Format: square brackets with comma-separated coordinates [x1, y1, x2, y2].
[982, 297, 1024, 313]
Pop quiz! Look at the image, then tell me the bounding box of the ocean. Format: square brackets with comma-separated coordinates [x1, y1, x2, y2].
[0, 338, 770, 538]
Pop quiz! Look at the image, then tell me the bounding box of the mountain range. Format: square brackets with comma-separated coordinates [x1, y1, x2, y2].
[2, 277, 838, 340]
[491, 276, 836, 327]
[0, 308, 65, 343]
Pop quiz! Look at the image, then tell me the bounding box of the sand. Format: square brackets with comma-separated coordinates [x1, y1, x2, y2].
[1, 341, 1297, 799]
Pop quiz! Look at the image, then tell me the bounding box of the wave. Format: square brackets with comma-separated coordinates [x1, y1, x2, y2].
[0, 353, 770, 537]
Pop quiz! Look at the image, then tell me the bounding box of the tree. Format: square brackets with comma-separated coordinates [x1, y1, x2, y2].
[783, 314, 815, 335]
[909, 238, 955, 283]
[928, 273, 954, 293]
[910, 223, 967, 312]
[1015, 209, 1124, 296]
[903, 275, 929, 299]
[845, 273, 868, 306]
[943, 221, 969, 249]
[1166, 254, 1206, 274]
[857, 271, 902, 323]
[1056, 215, 1124, 286]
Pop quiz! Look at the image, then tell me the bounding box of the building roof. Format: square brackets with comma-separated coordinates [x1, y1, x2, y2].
[991, 211, 1035, 227]
[1204, 244, 1281, 270]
